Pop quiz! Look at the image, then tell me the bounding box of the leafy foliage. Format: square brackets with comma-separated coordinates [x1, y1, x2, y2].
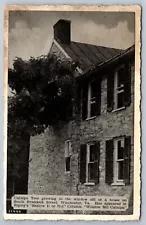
[8, 54, 77, 136]
[8, 54, 77, 179]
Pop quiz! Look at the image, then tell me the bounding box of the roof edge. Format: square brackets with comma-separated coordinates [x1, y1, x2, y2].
[53, 39, 83, 75]
[84, 44, 135, 76]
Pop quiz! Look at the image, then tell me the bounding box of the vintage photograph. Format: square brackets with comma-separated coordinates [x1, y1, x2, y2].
[4, 5, 141, 220]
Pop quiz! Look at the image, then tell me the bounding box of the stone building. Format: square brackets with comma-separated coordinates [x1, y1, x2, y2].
[28, 19, 135, 213]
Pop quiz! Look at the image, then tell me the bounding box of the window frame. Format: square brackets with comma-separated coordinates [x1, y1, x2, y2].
[64, 140, 72, 173]
[86, 143, 95, 184]
[82, 77, 101, 120]
[113, 137, 125, 185]
[80, 141, 100, 185]
[87, 80, 97, 119]
[114, 65, 125, 110]
[106, 136, 131, 186]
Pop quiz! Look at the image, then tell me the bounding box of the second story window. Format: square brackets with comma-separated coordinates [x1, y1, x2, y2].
[82, 77, 101, 120]
[88, 81, 97, 118]
[107, 62, 132, 112]
[115, 66, 125, 109]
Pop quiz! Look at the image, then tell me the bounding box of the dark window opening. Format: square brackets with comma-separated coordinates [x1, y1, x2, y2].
[117, 140, 124, 159]
[117, 67, 125, 88]
[88, 163, 94, 182]
[90, 102, 96, 117]
[65, 157, 70, 172]
[90, 145, 95, 161]
[65, 140, 72, 173]
[118, 161, 124, 180]
[117, 92, 124, 108]
[91, 81, 96, 99]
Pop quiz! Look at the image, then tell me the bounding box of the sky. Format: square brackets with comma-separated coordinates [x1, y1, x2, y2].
[8, 11, 135, 68]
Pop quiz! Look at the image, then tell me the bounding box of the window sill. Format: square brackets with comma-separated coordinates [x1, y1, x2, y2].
[85, 116, 97, 121]
[111, 182, 125, 186]
[65, 171, 70, 174]
[83, 182, 95, 186]
[112, 106, 126, 113]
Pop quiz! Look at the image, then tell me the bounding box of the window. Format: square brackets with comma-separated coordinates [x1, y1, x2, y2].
[80, 142, 100, 184]
[115, 66, 125, 109]
[105, 136, 131, 185]
[82, 78, 101, 120]
[114, 138, 124, 182]
[65, 140, 72, 173]
[107, 62, 131, 112]
[87, 144, 96, 182]
[88, 81, 97, 118]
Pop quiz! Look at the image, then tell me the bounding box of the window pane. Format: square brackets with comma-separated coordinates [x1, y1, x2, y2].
[65, 142, 69, 157]
[90, 145, 95, 162]
[117, 67, 124, 87]
[65, 157, 70, 172]
[118, 161, 124, 180]
[117, 140, 124, 159]
[88, 163, 94, 182]
[91, 81, 96, 98]
[91, 102, 96, 117]
[117, 92, 124, 108]
[68, 141, 72, 155]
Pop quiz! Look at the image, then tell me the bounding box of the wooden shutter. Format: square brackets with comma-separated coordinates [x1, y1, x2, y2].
[94, 141, 100, 184]
[107, 73, 114, 112]
[80, 144, 86, 184]
[95, 77, 101, 116]
[82, 83, 88, 120]
[124, 62, 131, 106]
[105, 139, 114, 184]
[124, 136, 131, 184]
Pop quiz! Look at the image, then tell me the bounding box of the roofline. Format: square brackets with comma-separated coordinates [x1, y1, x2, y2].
[83, 44, 135, 76]
[53, 39, 83, 74]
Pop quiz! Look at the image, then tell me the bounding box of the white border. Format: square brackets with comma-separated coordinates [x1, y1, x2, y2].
[3, 5, 141, 221]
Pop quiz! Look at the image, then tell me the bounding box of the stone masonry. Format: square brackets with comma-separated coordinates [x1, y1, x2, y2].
[28, 63, 134, 203]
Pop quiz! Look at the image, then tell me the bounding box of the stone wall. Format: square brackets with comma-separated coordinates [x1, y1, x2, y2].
[28, 63, 134, 201]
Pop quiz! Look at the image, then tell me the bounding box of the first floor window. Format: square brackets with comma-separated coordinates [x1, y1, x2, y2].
[65, 140, 72, 173]
[105, 136, 131, 185]
[80, 141, 100, 184]
[114, 138, 124, 181]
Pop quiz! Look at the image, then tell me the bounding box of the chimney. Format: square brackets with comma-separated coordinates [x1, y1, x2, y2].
[53, 19, 71, 44]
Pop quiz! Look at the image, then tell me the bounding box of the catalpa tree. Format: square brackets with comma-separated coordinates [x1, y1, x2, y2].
[8, 54, 78, 179]
[8, 54, 78, 135]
